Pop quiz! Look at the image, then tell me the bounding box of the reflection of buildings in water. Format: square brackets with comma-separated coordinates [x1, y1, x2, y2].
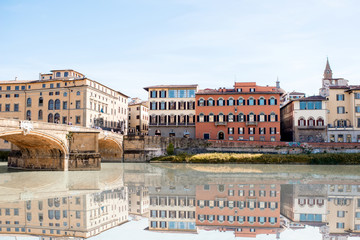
[280, 184, 327, 223]
[196, 183, 281, 238]
[0, 187, 128, 238]
[128, 185, 149, 216]
[324, 184, 360, 238]
[148, 186, 197, 232]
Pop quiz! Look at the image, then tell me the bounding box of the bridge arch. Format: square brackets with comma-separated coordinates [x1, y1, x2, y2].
[0, 130, 69, 170]
[98, 136, 123, 162]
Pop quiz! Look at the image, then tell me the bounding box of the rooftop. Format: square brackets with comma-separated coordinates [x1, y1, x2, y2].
[296, 95, 326, 101]
[144, 84, 198, 91]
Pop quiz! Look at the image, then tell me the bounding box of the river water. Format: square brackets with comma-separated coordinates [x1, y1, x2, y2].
[1, 162, 360, 240]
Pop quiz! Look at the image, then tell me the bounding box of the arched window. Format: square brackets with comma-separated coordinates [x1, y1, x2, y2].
[55, 99, 60, 110]
[208, 98, 214, 106]
[56, 72, 61, 77]
[298, 117, 306, 126]
[199, 113, 204, 122]
[76, 91, 81, 96]
[269, 97, 276, 105]
[238, 113, 244, 122]
[217, 98, 225, 106]
[54, 113, 60, 123]
[317, 117, 324, 126]
[198, 98, 205, 106]
[248, 112, 255, 122]
[259, 112, 266, 122]
[228, 98, 234, 106]
[228, 113, 234, 122]
[248, 97, 255, 106]
[48, 113, 54, 123]
[38, 110, 43, 120]
[63, 92, 68, 97]
[38, 97, 43, 106]
[27, 98, 32, 107]
[258, 97, 266, 105]
[209, 113, 214, 122]
[218, 113, 224, 122]
[26, 110, 31, 120]
[308, 117, 315, 127]
[48, 100, 54, 110]
[269, 112, 277, 122]
[238, 97, 245, 106]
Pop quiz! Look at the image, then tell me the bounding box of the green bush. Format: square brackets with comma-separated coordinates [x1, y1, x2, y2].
[166, 143, 174, 156]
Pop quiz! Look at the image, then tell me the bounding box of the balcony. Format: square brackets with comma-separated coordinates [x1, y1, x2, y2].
[215, 121, 227, 126]
[149, 122, 195, 127]
[297, 125, 326, 130]
[246, 121, 258, 126]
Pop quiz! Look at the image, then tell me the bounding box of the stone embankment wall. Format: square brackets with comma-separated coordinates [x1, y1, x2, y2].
[124, 136, 360, 162]
[123, 136, 209, 162]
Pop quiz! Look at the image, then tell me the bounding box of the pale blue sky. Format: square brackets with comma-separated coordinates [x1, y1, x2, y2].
[1, 0, 360, 100]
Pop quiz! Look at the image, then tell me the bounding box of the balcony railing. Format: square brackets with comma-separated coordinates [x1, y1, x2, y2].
[149, 122, 195, 126]
[297, 125, 326, 130]
[246, 121, 258, 126]
[215, 121, 227, 126]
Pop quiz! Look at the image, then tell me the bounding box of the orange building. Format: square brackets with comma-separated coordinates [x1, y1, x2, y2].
[195, 82, 282, 141]
[195, 183, 281, 236]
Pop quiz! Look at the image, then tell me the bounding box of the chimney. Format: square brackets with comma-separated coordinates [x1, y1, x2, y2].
[15, 76, 18, 81]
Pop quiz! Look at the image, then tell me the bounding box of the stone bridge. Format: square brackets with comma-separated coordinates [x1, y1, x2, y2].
[0, 118, 123, 171]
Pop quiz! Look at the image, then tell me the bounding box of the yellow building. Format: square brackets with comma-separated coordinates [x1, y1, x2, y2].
[326, 86, 360, 142]
[128, 98, 149, 136]
[0, 69, 129, 134]
[0, 187, 128, 238]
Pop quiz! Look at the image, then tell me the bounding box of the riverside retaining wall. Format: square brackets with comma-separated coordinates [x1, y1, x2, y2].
[123, 136, 360, 162]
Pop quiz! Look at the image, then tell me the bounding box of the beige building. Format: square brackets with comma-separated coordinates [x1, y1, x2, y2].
[0, 187, 128, 238]
[144, 85, 198, 138]
[0, 69, 128, 134]
[326, 184, 360, 235]
[326, 86, 360, 142]
[280, 95, 327, 142]
[128, 98, 149, 136]
[128, 185, 150, 215]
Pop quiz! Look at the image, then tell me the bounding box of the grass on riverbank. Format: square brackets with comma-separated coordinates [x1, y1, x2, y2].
[150, 152, 360, 165]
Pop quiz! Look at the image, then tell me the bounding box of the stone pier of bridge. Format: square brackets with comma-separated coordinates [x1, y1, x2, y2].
[0, 118, 123, 171]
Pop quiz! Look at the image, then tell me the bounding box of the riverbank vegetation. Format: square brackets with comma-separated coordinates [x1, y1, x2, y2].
[150, 152, 360, 165]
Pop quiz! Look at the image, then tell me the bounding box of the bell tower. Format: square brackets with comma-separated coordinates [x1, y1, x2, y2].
[323, 57, 333, 79]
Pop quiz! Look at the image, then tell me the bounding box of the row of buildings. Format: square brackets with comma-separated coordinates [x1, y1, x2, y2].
[1, 181, 359, 239]
[148, 182, 360, 239]
[0, 59, 359, 145]
[145, 59, 360, 143]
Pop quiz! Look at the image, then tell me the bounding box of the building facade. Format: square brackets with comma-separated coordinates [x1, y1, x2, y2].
[148, 186, 197, 232]
[128, 98, 149, 136]
[0, 69, 128, 134]
[280, 91, 306, 107]
[195, 82, 281, 141]
[280, 96, 327, 142]
[327, 86, 360, 142]
[0, 187, 128, 238]
[196, 183, 281, 237]
[144, 85, 198, 138]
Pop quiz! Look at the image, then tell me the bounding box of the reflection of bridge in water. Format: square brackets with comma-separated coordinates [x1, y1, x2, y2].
[0, 118, 123, 171]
